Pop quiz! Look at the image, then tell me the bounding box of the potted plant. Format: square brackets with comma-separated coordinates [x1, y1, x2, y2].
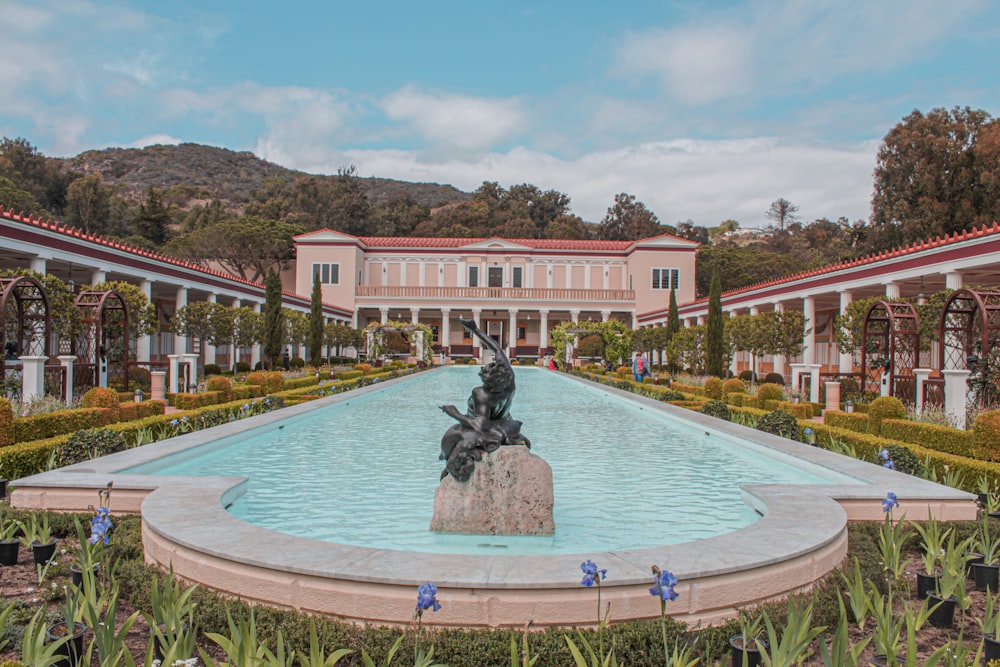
[45, 584, 87, 667]
[976, 473, 998, 508]
[981, 588, 1000, 661]
[145, 566, 198, 663]
[70, 483, 114, 588]
[69, 519, 101, 589]
[927, 533, 971, 627]
[20, 512, 56, 566]
[729, 611, 766, 667]
[973, 511, 1000, 591]
[912, 510, 950, 599]
[0, 514, 21, 566]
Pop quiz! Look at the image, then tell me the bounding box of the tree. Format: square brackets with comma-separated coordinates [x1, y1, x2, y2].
[65, 174, 111, 234]
[91, 280, 159, 345]
[171, 302, 216, 362]
[283, 308, 309, 354]
[668, 324, 706, 374]
[870, 107, 998, 251]
[767, 310, 808, 361]
[262, 269, 284, 369]
[695, 245, 809, 297]
[324, 322, 362, 359]
[166, 216, 304, 282]
[705, 269, 726, 377]
[308, 273, 324, 367]
[726, 313, 770, 380]
[597, 193, 662, 241]
[675, 220, 709, 245]
[206, 304, 237, 369]
[134, 188, 171, 245]
[232, 307, 261, 368]
[0, 136, 73, 215]
[765, 198, 800, 232]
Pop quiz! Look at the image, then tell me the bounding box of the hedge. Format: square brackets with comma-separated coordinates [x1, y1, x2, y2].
[777, 401, 813, 420]
[670, 382, 704, 396]
[823, 411, 870, 433]
[12, 407, 112, 442]
[880, 419, 976, 458]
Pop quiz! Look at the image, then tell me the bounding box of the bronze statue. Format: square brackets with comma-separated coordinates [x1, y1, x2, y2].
[439, 317, 530, 481]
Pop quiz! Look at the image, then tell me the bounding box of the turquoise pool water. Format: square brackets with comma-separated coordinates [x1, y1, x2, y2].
[131, 368, 858, 555]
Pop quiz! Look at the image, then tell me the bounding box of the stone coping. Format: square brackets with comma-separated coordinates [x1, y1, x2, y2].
[11, 369, 977, 627]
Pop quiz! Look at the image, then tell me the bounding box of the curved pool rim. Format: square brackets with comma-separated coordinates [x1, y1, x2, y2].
[11, 369, 977, 628]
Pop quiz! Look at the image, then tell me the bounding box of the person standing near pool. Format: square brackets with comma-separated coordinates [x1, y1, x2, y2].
[632, 353, 648, 382]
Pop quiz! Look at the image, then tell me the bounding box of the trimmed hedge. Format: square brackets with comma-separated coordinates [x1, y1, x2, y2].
[12, 407, 112, 442]
[867, 396, 906, 436]
[824, 411, 870, 433]
[334, 370, 364, 381]
[974, 410, 1000, 462]
[0, 397, 15, 446]
[722, 378, 746, 397]
[880, 419, 975, 458]
[206, 375, 233, 402]
[703, 377, 724, 400]
[671, 382, 705, 396]
[777, 401, 813, 420]
[757, 383, 784, 402]
[81, 386, 121, 423]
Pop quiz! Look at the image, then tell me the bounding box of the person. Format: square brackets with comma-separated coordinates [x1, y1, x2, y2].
[548, 357, 557, 370]
[632, 354, 648, 382]
[282, 351, 290, 371]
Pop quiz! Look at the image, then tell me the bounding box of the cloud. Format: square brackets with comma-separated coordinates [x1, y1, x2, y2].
[381, 86, 527, 149]
[128, 134, 183, 148]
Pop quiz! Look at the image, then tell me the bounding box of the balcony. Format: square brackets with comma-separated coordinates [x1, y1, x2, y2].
[355, 286, 635, 303]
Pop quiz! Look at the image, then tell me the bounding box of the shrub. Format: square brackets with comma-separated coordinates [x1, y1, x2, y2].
[974, 410, 1000, 461]
[882, 443, 922, 475]
[824, 411, 870, 433]
[702, 399, 730, 421]
[203, 363, 221, 376]
[56, 428, 127, 466]
[334, 370, 364, 381]
[657, 390, 687, 402]
[616, 365, 631, 379]
[0, 397, 12, 446]
[703, 377, 724, 400]
[738, 370, 756, 383]
[757, 383, 784, 402]
[235, 361, 251, 373]
[777, 401, 813, 419]
[722, 378, 746, 398]
[290, 356, 305, 369]
[81, 386, 121, 423]
[727, 393, 748, 407]
[354, 363, 373, 375]
[881, 418, 975, 458]
[206, 375, 233, 402]
[128, 365, 152, 391]
[867, 396, 906, 436]
[13, 407, 111, 442]
[763, 372, 785, 385]
[264, 371, 285, 393]
[755, 410, 800, 440]
[245, 372, 266, 386]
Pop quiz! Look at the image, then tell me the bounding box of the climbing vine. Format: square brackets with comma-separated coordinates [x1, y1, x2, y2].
[549, 320, 632, 370]
[363, 320, 434, 364]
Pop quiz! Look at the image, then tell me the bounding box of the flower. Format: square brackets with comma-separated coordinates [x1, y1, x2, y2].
[415, 582, 441, 613]
[882, 491, 899, 513]
[580, 559, 607, 587]
[649, 566, 679, 602]
[879, 449, 896, 470]
[88, 507, 113, 545]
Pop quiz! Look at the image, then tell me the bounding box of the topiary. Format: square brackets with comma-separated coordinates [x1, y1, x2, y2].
[203, 363, 221, 376]
[0, 397, 12, 446]
[755, 411, 800, 440]
[57, 428, 127, 466]
[763, 372, 785, 385]
[245, 372, 266, 386]
[354, 363, 372, 375]
[739, 370, 756, 383]
[757, 383, 784, 402]
[290, 356, 305, 369]
[657, 390, 686, 402]
[703, 377, 724, 400]
[264, 371, 285, 393]
[881, 444, 922, 475]
[974, 410, 1000, 461]
[206, 375, 232, 402]
[235, 361, 251, 373]
[81, 386, 121, 423]
[702, 399, 730, 421]
[722, 378, 746, 398]
[867, 396, 906, 436]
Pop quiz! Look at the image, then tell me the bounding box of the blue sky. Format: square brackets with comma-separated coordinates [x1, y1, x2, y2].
[2, 1, 998, 227]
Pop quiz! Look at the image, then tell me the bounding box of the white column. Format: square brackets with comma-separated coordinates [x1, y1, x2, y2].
[696, 315, 705, 325]
[399, 261, 407, 287]
[137, 280, 152, 364]
[603, 264, 610, 290]
[91, 269, 107, 285]
[380, 307, 389, 324]
[807, 363, 822, 403]
[29, 256, 47, 275]
[508, 309, 518, 355]
[440, 308, 451, 354]
[584, 263, 591, 290]
[631, 312, 637, 329]
[250, 303, 262, 370]
[437, 261, 444, 287]
[789, 363, 807, 397]
[944, 271, 963, 290]
[204, 293, 218, 366]
[838, 290, 854, 373]
[570, 309, 580, 324]
[913, 368, 933, 417]
[181, 353, 199, 392]
[943, 369, 971, 429]
[505, 258, 511, 287]
[471, 308, 482, 356]
[410, 307, 420, 325]
[884, 282, 900, 300]
[19, 356, 47, 402]
[539, 310, 549, 348]
[419, 261, 426, 287]
[167, 354, 182, 393]
[174, 287, 189, 355]
[802, 296, 816, 365]
[57, 355, 76, 406]
[458, 260, 467, 287]
[380, 261, 387, 286]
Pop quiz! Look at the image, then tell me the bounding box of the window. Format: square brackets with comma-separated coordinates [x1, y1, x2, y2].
[516, 326, 526, 340]
[488, 266, 503, 287]
[512, 266, 523, 288]
[312, 263, 340, 285]
[651, 268, 677, 290]
[468, 266, 479, 287]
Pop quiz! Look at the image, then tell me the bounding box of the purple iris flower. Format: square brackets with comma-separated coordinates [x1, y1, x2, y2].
[580, 559, 607, 587]
[649, 568, 679, 602]
[415, 582, 441, 613]
[882, 492, 899, 513]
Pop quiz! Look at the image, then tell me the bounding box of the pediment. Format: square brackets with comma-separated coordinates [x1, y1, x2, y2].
[293, 228, 360, 243]
[459, 237, 532, 251]
[630, 233, 700, 250]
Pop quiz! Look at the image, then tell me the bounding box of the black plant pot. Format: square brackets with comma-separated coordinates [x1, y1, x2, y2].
[45, 621, 86, 667]
[0, 477, 7, 499]
[0, 539, 19, 566]
[985, 634, 1000, 662]
[151, 622, 190, 663]
[926, 593, 957, 627]
[729, 635, 766, 667]
[31, 539, 57, 565]
[69, 562, 101, 588]
[915, 570, 941, 599]
[973, 562, 1000, 591]
[967, 552, 985, 578]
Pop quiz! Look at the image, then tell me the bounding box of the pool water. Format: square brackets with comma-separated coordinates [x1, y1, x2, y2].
[136, 368, 856, 555]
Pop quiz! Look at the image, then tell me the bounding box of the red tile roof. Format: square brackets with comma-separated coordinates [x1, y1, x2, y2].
[357, 235, 636, 250]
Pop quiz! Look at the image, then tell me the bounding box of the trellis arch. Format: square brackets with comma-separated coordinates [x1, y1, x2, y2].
[860, 301, 920, 401]
[363, 320, 433, 364]
[74, 290, 130, 391]
[1, 275, 52, 377]
[939, 288, 1000, 409]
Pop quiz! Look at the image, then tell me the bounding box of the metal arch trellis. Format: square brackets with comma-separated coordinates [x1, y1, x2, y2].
[860, 301, 920, 402]
[939, 288, 1000, 411]
[0, 275, 52, 378]
[74, 290, 130, 392]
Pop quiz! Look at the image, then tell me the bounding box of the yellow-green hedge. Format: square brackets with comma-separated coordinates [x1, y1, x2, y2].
[0, 397, 12, 447]
[880, 418, 975, 458]
[777, 401, 813, 420]
[974, 410, 1000, 462]
[824, 411, 870, 433]
[12, 407, 112, 443]
[671, 382, 705, 396]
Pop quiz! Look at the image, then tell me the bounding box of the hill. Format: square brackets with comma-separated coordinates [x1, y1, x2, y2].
[64, 143, 470, 210]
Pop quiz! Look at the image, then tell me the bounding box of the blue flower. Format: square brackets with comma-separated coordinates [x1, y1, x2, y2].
[170, 418, 179, 427]
[804, 428, 813, 435]
[879, 449, 890, 461]
[580, 559, 607, 587]
[88, 507, 113, 545]
[649, 568, 679, 602]
[882, 492, 899, 513]
[415, 582, 441, 613]
[883, 460, 896, 470]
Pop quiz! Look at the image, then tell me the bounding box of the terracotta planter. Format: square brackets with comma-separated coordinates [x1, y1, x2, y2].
[31, 539, 57, 565]
[0, 539, 19, 566]
[45, 621, 86, 667]
[729, 635, 766, 667]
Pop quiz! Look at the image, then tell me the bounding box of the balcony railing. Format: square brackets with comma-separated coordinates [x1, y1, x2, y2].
[355, 286, 635, 302]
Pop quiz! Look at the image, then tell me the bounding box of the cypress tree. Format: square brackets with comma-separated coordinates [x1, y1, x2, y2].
[706, 268, 725, 377]
[308, 272, 324, 367]
[666, 285, 680, 374]
[263, 268, 285, 369]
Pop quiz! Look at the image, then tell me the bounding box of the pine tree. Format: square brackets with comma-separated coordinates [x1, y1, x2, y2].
[705, 269, 725, 377]
[308, 272, 324, 367]
[134, 188, 171, 245]
[263, 269, 285, 369]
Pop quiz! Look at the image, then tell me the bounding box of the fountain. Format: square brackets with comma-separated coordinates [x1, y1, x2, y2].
[431, 318, 554, 535]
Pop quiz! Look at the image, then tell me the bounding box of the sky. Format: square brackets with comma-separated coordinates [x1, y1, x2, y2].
[1, 1, 998, 228]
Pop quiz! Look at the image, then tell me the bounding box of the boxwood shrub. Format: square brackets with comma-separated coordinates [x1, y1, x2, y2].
[755, 410, 800, 440]
[867, 396, 906, 436]
[880, 419, 975, 458]
[12, 407, 112, 443]
[56, 428, 127, 466]
[701, 399, 730, 421]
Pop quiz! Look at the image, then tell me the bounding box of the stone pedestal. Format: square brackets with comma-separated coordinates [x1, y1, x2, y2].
[431, 445, 554, 535]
